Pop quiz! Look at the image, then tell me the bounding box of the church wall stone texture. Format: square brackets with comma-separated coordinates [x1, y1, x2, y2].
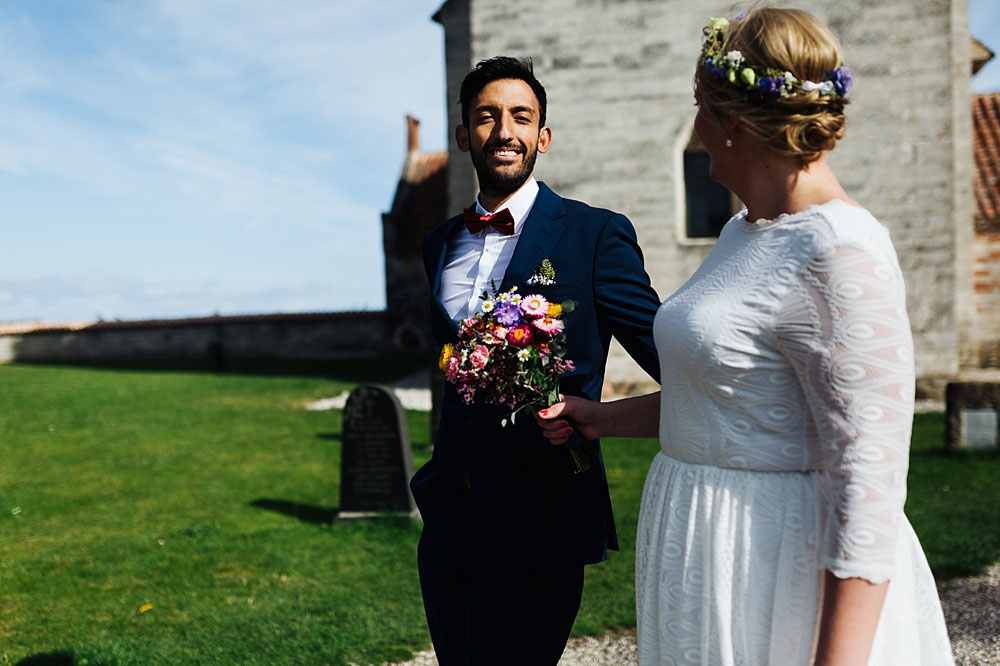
[434, 0, 975, 393]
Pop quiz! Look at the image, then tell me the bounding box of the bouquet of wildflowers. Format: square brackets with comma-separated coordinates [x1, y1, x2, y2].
[439, 284, 596, 472]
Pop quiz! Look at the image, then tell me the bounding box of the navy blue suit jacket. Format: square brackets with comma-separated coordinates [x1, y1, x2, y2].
[411, 182, 661, 565]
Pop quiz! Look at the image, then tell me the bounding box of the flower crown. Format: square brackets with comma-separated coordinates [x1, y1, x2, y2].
[700, 15, 852, 102]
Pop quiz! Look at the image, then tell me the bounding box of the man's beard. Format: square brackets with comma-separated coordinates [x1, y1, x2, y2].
[470, 142, 538, 199]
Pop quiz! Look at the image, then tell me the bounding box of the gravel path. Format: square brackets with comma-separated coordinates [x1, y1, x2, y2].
[940, 561, 1000, 665]
[386, 561, 1000, 666]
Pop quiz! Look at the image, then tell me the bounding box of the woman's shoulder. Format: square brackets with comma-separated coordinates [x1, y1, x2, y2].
[807, 200, 895, 253]
[799, 200, 905, 278]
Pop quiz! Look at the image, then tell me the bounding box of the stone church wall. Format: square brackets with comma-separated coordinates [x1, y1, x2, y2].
[436, 0, 973, 392]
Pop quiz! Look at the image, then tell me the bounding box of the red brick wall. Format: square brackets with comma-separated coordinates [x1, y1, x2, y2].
[973, 232, 1000, 367]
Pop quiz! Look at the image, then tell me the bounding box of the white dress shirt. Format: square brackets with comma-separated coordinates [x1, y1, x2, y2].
[438, 177, 540, 324]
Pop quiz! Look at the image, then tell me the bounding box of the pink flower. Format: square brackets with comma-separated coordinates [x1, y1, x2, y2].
[469, 344, 490, 369]
[492, 326, 509, 341]
[520, 294, 549, 318]
[445, 354, 460, 382]
[507, 324, 535, 347]
[459, 318, 477, 340]
[532, 316, 564, 336]
[457, 383, 475, 404]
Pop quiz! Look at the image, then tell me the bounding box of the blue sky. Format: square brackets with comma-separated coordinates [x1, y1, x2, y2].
[2, 1, 999, 323]
[1, 0, 447, 322]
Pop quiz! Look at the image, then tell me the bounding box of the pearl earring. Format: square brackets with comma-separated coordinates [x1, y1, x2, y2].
[725, 138, 733, 148]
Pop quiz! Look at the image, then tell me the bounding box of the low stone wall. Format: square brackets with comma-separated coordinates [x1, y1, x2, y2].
[0, 312, 388, 364]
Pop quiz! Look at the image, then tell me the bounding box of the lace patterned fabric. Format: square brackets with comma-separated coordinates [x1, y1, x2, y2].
[637, 200, 954, 665]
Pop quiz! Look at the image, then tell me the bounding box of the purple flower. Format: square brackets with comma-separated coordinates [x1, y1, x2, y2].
[759, 76, 781, 98]
[494, 301, 522, 327]
[735, 12, 746, 20]
[705, 56, 725, 79]
[831, 66, 852, 96]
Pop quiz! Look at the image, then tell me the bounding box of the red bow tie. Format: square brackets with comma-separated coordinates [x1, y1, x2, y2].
[463, 207, 515, 235]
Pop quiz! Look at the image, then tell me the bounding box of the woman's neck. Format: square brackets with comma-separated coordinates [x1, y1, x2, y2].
[734, 152, 854, 223]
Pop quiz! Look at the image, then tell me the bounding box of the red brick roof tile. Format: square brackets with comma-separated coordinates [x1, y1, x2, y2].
[974, 93, 1000, 232]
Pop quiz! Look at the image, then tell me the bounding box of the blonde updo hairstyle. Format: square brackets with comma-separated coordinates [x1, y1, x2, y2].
[694, 7, 849, 165]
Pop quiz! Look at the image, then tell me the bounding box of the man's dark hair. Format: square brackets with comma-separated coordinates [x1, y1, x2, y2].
[459, 56, 547, 129]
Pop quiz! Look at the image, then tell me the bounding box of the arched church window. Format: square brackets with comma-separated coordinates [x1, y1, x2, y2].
[683, 130, 739, 239]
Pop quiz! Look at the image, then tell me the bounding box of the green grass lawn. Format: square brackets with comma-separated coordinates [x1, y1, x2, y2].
[1, 363, 997, 665]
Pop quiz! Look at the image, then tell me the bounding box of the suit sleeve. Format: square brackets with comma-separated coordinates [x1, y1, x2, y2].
[593, 213, 661, 382]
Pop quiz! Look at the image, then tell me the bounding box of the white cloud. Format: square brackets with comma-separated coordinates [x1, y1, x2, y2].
[0, 1, 445, 322]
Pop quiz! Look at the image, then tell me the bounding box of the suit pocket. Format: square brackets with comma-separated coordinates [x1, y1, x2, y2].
[531, 282, 584, 304]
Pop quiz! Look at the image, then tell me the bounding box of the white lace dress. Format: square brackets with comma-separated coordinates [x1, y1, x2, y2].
[636, 200, 954, 665]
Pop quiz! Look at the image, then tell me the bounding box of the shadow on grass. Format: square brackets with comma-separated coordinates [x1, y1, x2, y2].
[316, 432, 342, 441]
[251, 498, 338, 525]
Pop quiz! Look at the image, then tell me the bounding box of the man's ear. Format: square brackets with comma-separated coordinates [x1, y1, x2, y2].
[537, 126, 552, 154]
[456, 125, 470, 153]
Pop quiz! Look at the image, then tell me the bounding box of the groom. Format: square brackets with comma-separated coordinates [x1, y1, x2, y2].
[411, 56, 661, 665]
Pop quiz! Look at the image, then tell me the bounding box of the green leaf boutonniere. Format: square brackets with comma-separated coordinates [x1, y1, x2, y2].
[526, 258, 556, 286]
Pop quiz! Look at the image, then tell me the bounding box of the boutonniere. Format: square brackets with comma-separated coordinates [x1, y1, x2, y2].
[526, 258, 556, 286]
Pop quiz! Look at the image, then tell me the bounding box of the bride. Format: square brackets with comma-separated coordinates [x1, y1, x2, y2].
[537, 7, 954, 665]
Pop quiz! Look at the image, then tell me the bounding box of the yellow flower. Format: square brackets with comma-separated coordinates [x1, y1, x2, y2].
[139, 603, 154, 613]
[547, 303, 562, 317]
[438, 344, 455, 371]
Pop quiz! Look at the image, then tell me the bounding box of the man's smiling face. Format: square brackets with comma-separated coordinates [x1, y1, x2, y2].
[457, 78, 551, 202]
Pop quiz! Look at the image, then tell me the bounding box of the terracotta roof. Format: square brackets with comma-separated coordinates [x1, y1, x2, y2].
[972, 36, 995, 76]
[383, 115, 448, 258]
[0, 311, 383, 336]
[403, 149, 448, 184]
[974, 93, 1000, 233]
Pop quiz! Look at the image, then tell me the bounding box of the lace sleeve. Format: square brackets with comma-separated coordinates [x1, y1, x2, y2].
[775, 237, 915, 583]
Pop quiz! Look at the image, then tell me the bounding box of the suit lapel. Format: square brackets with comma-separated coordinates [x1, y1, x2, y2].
[429, 183, 566, 333]
[500, 182, 567, 291]
[429, 215, 465, 333]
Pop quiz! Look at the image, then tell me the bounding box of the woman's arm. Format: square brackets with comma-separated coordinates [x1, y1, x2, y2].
[814, 572, 889, 666]
[775, 237, 914, 663]
[535, 392, 661, 444]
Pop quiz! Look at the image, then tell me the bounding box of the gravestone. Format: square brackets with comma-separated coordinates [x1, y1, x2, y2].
[339, 384, 418, 518]
[945, 382, 1000, 449]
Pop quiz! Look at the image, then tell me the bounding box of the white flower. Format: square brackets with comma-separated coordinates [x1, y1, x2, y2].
[721, 50, 744, 68]
[483, 333, 495, 345]
[12, 507, 21, 516]
[801, 80, 835, 95]
[517, 348, 531, 362]
[481, 299, 495, 312]
[509, 293, 522, 304]
[780, 72, 798, 96]
[707, 16, 729, 31]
